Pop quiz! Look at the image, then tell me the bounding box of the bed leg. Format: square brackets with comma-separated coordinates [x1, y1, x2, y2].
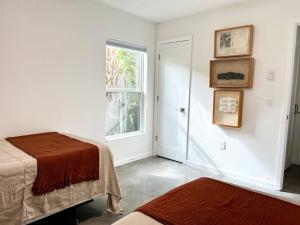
[71, 207, 79, 225]
[70, 200, 92, 225]
[73, 218, 79, 225]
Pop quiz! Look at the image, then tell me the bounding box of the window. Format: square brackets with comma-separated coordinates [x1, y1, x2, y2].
[105, 40, 146, 138]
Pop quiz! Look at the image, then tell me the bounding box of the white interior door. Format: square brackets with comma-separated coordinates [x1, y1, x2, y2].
[290, 48, 300, 166]
[285, 51, 300, 169]
[156, 38, 192, 163]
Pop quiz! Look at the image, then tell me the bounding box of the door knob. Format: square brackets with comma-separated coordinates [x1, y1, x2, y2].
[176, 107, 185, 113]
[295, 104, 300, 115]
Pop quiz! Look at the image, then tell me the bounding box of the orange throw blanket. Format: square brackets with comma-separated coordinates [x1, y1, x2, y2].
[6, 132, 99, 195]
[137, 178, 300, 225]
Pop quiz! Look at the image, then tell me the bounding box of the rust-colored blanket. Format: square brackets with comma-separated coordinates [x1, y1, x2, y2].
[6, 132, 99, 195]
[137, 177, 300, 225]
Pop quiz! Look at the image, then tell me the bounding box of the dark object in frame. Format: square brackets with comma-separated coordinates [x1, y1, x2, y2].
[214, 25, 254, 58]
[210, 58, 254, 88]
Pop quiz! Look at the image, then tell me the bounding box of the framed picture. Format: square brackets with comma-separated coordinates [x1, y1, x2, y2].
[214, 25, 254, 58]
[213, 90, 243, 128]
[210, 58, 254, 88]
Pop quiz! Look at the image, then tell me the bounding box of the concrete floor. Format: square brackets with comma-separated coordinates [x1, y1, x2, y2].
[31, 156, 211, 225]
[31, 157, 300, 225]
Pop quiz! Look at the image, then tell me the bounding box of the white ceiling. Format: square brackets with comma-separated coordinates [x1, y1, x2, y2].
[96, 0, 254, 22]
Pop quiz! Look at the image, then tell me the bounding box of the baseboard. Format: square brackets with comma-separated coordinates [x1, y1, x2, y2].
[291, 160, 300, 166]
[114, 152, 153, 167]
[186, 160, 277, 190]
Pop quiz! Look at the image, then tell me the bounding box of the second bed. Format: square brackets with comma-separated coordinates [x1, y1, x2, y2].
[0, 133, 122, 225]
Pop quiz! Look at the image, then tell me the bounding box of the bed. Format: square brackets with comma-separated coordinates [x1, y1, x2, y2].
[113, 212, 160, 225]
[114, 177, 300, 225]
[0, 133, 122, 225]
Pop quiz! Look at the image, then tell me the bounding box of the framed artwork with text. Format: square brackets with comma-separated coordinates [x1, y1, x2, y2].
[213, 90, 243, 128]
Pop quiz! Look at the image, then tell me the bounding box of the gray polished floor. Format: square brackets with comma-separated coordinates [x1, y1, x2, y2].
[31, 156, 208, 225]
[32, 157, 300, 225]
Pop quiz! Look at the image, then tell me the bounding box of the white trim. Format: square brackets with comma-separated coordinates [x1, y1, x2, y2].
[153, 36, 193, 163]
[185, 37, 194, 165]
[106, 88, 142, 93]
[157, 36, 193, 45]
[276, 19, 300, 190]
[114, 151, 153, 167]
[292, 159, 300, 166]
[106, 131, 144, 142]
[287, 48, 300, 167]
[106, 39, 146, 53]
[141, 52, 147, 135]
[186, 160, 278, 190]
[105, 45, 146, 140]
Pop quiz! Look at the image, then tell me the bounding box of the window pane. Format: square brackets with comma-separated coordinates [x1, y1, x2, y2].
[106, 46, 142, 89]
[106, 92, 141, 136]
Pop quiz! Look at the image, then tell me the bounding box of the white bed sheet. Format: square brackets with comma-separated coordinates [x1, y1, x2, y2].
[113, 212, 162, 225]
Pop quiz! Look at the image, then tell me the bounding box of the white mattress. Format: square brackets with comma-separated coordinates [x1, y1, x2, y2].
[113, 212, 162, 225]
[0, 133, 122, 225]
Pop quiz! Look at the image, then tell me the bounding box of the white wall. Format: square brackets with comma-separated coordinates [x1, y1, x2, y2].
[0, 0, 156, 165]
[157, 0, 300, 189]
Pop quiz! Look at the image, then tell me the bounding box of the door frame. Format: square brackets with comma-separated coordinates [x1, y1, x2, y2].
[286, 47, 300, 168]
[276, 19, 300, 190]
[153, 36, 193, 164]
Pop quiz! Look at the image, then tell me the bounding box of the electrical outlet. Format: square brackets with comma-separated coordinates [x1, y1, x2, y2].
[220, 141, 226, 150]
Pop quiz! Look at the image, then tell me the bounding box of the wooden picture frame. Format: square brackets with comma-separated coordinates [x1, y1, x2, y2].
[214, 25, 254, 58]
[213, 90, 243, 128]
[209, 58, 254, 88]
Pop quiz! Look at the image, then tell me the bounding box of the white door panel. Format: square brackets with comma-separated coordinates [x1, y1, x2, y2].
[289, 48, 300, 167]
[157, 40, 191, 162]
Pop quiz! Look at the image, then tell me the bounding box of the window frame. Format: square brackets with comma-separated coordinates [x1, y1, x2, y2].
[105, 43, 146, 141]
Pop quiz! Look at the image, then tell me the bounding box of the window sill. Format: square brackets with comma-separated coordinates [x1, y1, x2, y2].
[106, 131, 145, 142]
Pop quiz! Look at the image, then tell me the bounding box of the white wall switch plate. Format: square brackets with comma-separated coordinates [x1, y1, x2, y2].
[267, 70, 275, 81]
